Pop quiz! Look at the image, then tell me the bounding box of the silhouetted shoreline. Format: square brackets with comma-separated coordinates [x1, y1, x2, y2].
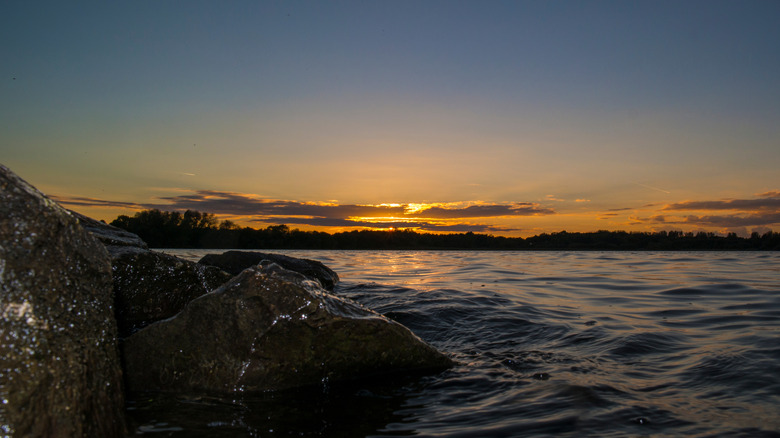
[108, 209, 779, 251]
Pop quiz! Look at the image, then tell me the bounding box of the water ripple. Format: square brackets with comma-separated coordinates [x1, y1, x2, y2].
[148, 250, 780, 437]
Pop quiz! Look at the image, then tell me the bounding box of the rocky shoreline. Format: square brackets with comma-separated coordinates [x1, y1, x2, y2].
[0, 164, 452, 437]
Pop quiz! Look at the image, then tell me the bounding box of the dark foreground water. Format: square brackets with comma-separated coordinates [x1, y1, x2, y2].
[128, 251, 780, 437]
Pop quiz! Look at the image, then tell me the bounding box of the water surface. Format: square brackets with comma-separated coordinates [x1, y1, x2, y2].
[129, 251, 780, 437]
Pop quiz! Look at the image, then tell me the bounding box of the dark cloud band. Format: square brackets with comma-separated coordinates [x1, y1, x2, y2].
[146, 190, 554, 219]
[52, 190, 548, 232]
[663, 198, 780, 212]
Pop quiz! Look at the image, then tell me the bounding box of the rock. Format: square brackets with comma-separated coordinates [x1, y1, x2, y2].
[69, 210, 148, 249]
[198, 250, 339, 291]
[66, 210, 231, 337]
[109, 246, 232, 338]
[0, 164, 126, 437]
[123, 262, 453, 393]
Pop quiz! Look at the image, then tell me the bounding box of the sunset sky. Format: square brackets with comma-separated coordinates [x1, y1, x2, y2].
[2, 1, 779, 237]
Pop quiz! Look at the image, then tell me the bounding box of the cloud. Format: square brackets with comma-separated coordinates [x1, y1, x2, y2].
[663, 198, 780, 212]
[758, 190, 780, 198]
[626, 193, 780, 228]
[676, 213, 780, 227]
[634, 183, 671, 194]
[52, 189, 780, 234]
[250, 216, 517, 233]
[143, 191, 555, 219]
[414, 203, 554, 218]
[54, 190, 551, 233]
[149, 191, 406, 218]
[632, 212, 780, 228]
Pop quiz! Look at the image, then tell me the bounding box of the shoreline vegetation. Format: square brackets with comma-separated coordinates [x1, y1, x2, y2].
[110, 209, 780, 251]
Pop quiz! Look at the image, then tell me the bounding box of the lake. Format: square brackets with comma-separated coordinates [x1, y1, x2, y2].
[127, 250, 780, 437]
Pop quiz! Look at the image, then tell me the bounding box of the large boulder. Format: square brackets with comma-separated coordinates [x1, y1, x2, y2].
[109, 246, 232, 338]
[0, 165, 126, 437]
[123, 262, 452, 393]
[198, 250, 339, 290]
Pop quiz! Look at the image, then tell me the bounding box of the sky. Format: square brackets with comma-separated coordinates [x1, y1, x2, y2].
[2, 0, 779, 237]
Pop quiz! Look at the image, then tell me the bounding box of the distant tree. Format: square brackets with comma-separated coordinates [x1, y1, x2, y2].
[109, 209, 777, 250]
[219, 220, 238, 230]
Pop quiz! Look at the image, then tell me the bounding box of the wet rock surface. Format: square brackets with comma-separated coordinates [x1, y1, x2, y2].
[123, 262, 453, 394]
[109, 246, 232, 338]
[69, 210, 148, 249]
[1, 164, 452, 436]
[0, 165, 126, 437]
[198, 250, 339, 290]
[70, 212, 232, 338]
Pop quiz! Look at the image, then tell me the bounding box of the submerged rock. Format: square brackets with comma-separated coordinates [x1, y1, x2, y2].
[0, 164, 126, 437]
[198, 250, 339, 290]
[109, 246, 232, 337]
[123, 262, 452, 393]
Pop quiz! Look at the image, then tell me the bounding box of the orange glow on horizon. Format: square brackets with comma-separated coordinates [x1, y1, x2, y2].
[46, 188, 780, 239]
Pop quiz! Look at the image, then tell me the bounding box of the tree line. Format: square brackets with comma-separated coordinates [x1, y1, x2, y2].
[109, 209, 780, 250]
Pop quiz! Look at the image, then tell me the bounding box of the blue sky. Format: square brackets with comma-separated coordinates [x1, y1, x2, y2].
[2, 1, 779, 236]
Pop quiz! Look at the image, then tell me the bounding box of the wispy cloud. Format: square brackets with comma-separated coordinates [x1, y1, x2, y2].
[758, 190, 780, 198]
[635, 183, 671, 194]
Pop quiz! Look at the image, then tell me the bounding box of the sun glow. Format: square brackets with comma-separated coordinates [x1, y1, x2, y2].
[348, 216, 421, 224]
[404, 203, 429, 214]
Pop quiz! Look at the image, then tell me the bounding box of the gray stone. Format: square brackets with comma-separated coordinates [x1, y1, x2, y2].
[0, 164, 126, 437]
[198, 250, 339, 290]
[123, 262, 452, 393]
